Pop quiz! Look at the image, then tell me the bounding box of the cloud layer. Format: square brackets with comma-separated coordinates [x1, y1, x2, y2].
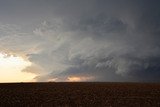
[0, 0, 160, 82]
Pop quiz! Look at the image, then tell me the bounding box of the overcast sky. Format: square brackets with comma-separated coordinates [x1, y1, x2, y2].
[0, 0, 160, 82]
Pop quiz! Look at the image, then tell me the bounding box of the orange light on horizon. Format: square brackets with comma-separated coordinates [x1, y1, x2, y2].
[68, 76, 81, 82]
[67, 76, 94, 82]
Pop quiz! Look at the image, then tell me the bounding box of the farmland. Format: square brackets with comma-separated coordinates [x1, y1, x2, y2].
[0, 82, 160, 107]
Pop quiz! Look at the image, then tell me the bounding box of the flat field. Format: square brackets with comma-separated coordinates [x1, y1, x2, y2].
[0, 82, 160, 107]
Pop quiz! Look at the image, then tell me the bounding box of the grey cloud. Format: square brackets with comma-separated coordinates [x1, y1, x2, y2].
[0, 0, 160, 82]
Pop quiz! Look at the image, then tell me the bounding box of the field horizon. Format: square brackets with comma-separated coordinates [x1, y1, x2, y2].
[0, 82, 160, 107]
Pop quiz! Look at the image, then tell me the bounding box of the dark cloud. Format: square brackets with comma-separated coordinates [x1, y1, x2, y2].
[0, 0, 160, 82]
[26, 0, 160, 82]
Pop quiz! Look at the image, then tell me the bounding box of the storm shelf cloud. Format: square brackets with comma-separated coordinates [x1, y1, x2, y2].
[0, 0, 160, 82]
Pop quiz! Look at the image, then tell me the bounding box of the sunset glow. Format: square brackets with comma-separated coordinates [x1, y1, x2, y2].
[0, 53, 36, 82]
[68, 77, 81, 82]
[67, 76, 94, 82]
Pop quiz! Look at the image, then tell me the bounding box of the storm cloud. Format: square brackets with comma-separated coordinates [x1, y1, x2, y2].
[0, 0, 160, 82]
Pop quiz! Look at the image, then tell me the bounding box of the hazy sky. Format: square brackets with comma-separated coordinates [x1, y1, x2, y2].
[0, 0, 160, 82]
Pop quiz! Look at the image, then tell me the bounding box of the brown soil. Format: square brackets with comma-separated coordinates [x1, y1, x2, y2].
[0, 82, 160, 107]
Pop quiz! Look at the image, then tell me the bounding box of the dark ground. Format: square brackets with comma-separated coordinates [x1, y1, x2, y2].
[0, 82, 160, 107]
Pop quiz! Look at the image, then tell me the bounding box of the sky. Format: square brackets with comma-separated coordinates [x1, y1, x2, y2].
[0, 0, 160, 82]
